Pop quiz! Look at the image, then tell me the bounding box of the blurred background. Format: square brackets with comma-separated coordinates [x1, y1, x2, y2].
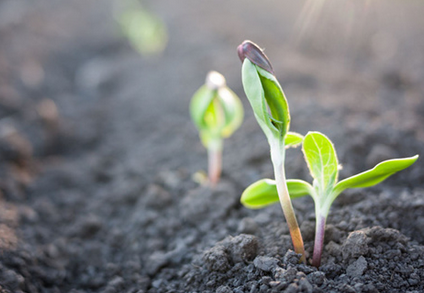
[1, 0, 423, 177]
[0, 0, 423, 205]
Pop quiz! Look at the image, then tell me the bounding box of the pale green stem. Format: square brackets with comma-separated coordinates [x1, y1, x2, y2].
[312, 210, 326, 267]
[271, 140, 306, 263]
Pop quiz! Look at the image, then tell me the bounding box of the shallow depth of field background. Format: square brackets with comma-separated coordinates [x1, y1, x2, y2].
[1, 0, 424, 238]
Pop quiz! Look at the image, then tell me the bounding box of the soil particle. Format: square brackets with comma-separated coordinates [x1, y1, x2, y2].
[298, 277, 313, 293]
[283, 250, 302, 266]
[342, 230, 369, 260]
[253, 256, 279, 272]
[346, 256, 367, 277]
[320, 263, 343, 279]
[71, 215, 103, 238]
[203, 234, 258, 273]
[225, 234, 258, 263]
[147, 252, 169, 276]
[216, 285, 232, 293]
[0, 267, 25, 291]
[274, 266, 297, 284]
[364, 226, 409, 245]
[203, 245, 231, 273]
[103, 276, 125, 293]
[306, 271, 325, 286]
[325, 241, 342, 262]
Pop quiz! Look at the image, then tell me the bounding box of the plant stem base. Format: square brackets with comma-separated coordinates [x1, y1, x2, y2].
[208, 145, 222, 186]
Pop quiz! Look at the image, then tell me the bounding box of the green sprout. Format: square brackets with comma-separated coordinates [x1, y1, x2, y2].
[190, 71, 243, 186]
[242, 131, 418, 267]
[116, 0, 168, 56]
[237, 40, 306, 262]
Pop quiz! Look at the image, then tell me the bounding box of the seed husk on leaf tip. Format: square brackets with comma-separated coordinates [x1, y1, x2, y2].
[237, 40, 274, 74]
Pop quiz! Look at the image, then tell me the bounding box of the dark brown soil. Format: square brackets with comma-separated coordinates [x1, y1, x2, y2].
[1, 1, 424, 292]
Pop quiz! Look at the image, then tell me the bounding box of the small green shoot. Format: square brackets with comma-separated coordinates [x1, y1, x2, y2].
[238, 40, 306, 262]
[241, 131, 418, 267]
[190, 71, 243, 186]
[116, 0, 168, 56]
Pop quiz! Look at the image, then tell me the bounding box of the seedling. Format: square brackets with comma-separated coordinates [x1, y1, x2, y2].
[190, 71, 243, 186]
[242, 131, 418, 267]
[116, 0, 168, 56]
[238, 40, 306, 262]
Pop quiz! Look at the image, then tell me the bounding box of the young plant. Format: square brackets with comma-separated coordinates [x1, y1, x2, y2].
[242, 131, 418, 267]
[238, 40, 306, 262]
[190, 71, 243, 186]
[116, 0, 168, 56]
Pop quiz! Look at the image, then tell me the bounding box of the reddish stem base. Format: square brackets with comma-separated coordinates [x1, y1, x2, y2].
[312, 214, 326, 267]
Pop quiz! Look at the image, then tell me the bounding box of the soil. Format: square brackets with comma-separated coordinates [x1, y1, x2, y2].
[1, 0, 424, 292]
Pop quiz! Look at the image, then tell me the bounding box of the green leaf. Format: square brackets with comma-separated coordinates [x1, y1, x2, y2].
[190, 85, 216, 131]
[241, 60, 274, 139]
[302, 132, 339, 196]
[241, 59, 290, 141]
[218, 87, 244, 138]
[332, 155, 419, 199]
[241, 178, 313, 209]
[287, 179, 315, 198]
[257, 67, 290, 136]
[285, 132, 304, 148]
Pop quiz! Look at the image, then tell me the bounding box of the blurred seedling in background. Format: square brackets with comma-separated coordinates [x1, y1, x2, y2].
[242, 131, 418, 267]
[237, 40, 306, 262]
[115, 0, 168, 56]
[190, 71, 243, 186]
